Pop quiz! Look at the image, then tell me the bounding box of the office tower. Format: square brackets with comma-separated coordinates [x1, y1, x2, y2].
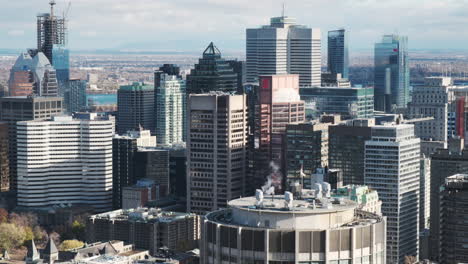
[201, 193, 386, 263]
[51, 44, 70, 89]
[31, 52, 59, 97]
[328, 29, 349, 79]
[300, 86, 374, 120]
[63, 79, 87, 113]
[0, 122, 9, 192]
[419, 156, 431, 260]
[285, 122, 329, 188]
[365, 124, 420, 263]
[186, 42, 238, 94]
[429, 138, 468, 261]
[227, 59, 246, 93]
[87, 208, 200, 255]
[374, 34, 410, 112]
[117, 82, 155, 135]
[321, 72, 351, 87]
[187, 93, 248, 214]
[134, 148, 170, 196]
[167, 145, 187, 198]
[0, 96, 63, 191]
[439, 174, 468, 262]
[113, 129, 156, 209]
[329, 118, 374, 185]
[408, 77, 453, 142]
[16, 114, 113, 212]
[8, 53, 35, 96]
[253, 75, 305, 190]
[246, 16, 321, 87]
[36, 1, 67, 69]
[155, 74, 185, 145]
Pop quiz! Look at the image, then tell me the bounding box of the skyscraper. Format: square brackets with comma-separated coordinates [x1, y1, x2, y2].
[134, 148, 170, 197]
[113, 129, 156, 209]
[63, 79, 87, 113]
[329, 118, 374, 185]
[365, 124, 420, 263]
[36, 1, 67, 70]
[374, 34, 410, 112]
[8, 53, 35, 96]
[17, 114, 114, 212]
[117, 82, 155, 135]
[155, 73, 185, 146]
[187, 93, 248, 214]
[186, 42, 238, 94]
[246, 16, 321, 87]
[253, 74, 305, 190]
[31, 52, 59, 97]
[0, 96, 63, 191]
[439, 174, 468, 262]
[328, 29, 349, 79]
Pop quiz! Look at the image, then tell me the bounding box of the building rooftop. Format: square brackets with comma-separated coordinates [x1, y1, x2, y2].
[119, 82, 154, 92]
[89, 208, 196, 223]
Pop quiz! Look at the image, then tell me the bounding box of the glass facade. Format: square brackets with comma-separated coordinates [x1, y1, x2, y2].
[300, 87, 374, 120]
[63, 79, 87, 113]
[52, 44, 70, 94]
[374, 35, 409, 112]
[328, 29, 349, 79]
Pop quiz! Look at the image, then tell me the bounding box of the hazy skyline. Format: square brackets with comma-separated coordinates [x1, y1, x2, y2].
[1, 0, 468, 52]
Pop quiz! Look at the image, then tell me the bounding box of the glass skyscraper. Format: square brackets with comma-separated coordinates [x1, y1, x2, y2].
[328, 29, 349, 79]
[52, 44, 70, 93]
[374, 34, 410, 112]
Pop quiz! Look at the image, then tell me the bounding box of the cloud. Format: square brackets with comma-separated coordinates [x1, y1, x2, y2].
[2, 0, 468, 50]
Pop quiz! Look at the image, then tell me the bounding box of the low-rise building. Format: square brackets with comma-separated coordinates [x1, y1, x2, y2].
[334, 185, 382, 215]
[87, 208, 200, 255]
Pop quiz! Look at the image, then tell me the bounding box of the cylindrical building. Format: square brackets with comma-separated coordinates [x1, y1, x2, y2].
[201, 193, 386, 264]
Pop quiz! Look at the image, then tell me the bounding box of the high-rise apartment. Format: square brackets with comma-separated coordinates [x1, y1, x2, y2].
[328, 29, 349, 79]
[329, 118, 374, 185]
[155, 73, 185, 146]
[117, 82, 155, 135]
[186, 42, 238, 94]
[253, 75, 305, 190]
[0, 96, 63, 191]
[16, 114, 114, 212]
[365, 124, 420, 263]
[374, 34, 410, 112]
[113, 129, 156, 209]
[439, 174, 468, 263]
[187, 93, 248, 214]
[246, 16, 321, 87]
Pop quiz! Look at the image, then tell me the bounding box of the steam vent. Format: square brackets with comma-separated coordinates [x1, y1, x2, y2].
[201, 187, 386, 263]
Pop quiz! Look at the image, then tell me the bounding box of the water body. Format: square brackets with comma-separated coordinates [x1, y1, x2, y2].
[87, 94, 117, 105]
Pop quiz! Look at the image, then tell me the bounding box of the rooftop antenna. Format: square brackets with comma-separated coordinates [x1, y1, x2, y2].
[49, 0, 56, 18]
[282, 2, 285, 17]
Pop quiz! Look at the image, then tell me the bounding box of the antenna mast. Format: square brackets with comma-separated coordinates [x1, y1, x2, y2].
[282, 3, 285, 17]
[49, 0, 56, 18]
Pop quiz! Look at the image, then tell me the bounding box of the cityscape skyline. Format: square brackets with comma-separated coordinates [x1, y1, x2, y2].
[2, 0, 468, 51]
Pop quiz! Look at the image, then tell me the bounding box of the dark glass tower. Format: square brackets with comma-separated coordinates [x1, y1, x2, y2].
[327, 29, 349, 79]
[117, 82, 155, 135]
[374, 34, 409, 112]
[186, 42, 238, 94]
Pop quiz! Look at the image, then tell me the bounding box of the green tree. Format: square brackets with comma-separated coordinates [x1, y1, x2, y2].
[60, 240, 84, 251]
[23, 226, 34, 242]
[71, 220, 86, 241]
[0, 223, 26, 250]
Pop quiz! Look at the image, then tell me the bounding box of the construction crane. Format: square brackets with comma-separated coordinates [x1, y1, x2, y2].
[63, 1, 72, 20]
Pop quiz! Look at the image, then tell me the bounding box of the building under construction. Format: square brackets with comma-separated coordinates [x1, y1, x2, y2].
[36, 1, 67, 64]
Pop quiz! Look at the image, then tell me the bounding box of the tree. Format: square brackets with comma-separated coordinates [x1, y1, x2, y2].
[60, 240, 84, 251]
[0, 208, 7, 223]
[9, 212, 38, 228]
[404, 256, 417, 264]
[71, 220, 86, 241]
[0, 223, 26, 250]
